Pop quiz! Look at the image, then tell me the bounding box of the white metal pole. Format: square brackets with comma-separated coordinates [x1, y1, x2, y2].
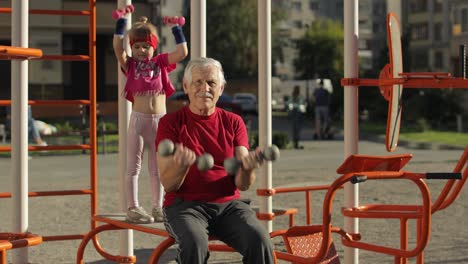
[117, 0, 133, 259]
[190, 0, 206, 58]
[258, 0, 273, 232]
[11, 0, 30, 263]
[343, 0, 359, 263]
[387, 0, 402, 21]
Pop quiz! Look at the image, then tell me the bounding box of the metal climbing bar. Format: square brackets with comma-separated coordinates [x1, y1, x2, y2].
[0, 1, 97, 262]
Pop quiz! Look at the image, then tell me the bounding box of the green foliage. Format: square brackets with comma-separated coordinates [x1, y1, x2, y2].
[99, 122, 117, 132]
[294, 19, 344, 122]
[53, 121, 75, 133]
[272, 132, 289, 149]
[399, 131, 468, 147]
[294, 19, 344, 80]
[205, 0, 286, 78]
[416, 118, 430, 132]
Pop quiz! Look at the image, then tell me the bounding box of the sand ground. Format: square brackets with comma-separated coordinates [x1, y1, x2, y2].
[0, 138, 467, 264]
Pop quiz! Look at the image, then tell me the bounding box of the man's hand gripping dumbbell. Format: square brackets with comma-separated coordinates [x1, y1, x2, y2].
[224, 145, 280, 176]
[158, 139, 214, 171]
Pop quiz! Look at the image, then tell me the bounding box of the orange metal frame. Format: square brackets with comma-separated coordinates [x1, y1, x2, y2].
[0, 232, 43, 264]
[0, 45, 43, 60]
[77, 208, 299, 263]
[269, 149, 468, 263]
[341, 13, 468, 153]
[0, 1, 98, 261]
[76, 214, 240, 264]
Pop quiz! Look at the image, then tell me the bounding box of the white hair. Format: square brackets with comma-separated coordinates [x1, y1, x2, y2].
[183, 57, 226, 86]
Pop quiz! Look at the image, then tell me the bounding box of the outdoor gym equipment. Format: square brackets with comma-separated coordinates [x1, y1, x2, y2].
[0, 45, 42, 60]
[0, 232, 43, 264]
[223, 145, 280, 176]
[271, 151, 465, 264]
[157, 139, 214, 171]
[341, 13, 468, 152]
[163, 16, 185, 26]
[111, 4, 134, 20]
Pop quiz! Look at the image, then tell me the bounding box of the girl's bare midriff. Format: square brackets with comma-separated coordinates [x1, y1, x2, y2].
[132, 93, 167, 114]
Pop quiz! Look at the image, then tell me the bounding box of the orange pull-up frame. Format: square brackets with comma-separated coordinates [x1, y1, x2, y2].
[0, 0, 98, 259]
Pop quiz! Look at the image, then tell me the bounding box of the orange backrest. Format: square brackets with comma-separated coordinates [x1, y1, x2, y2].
[336, 153, 412, 174]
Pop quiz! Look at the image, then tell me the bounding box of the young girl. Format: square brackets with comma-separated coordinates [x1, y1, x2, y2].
[113, 16, 188, 223]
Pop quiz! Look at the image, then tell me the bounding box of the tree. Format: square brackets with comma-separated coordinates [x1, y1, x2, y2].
[202, 0, 286, 79]
[294, 19, 344, 119]
[294, 19, 344, 81]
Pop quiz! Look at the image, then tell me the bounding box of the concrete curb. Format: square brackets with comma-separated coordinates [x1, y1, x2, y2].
[361, 133, 465, 151]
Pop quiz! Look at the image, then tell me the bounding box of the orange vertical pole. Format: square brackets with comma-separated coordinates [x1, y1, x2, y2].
[88, 0, 98, 231]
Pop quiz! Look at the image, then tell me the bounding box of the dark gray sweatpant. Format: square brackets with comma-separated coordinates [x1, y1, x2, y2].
[163, 198, 274, 264]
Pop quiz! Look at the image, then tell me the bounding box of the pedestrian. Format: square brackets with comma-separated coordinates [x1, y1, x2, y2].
[28, 106, 47, 146]
[313, 79, 331, 140]
[156, 57, 274, 264]
[287, 85, 307, 149]
[5, 105, 47, 146]
[113, 15, 188, 223]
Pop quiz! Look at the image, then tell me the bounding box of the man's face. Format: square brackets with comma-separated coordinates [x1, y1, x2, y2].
[184, 65, 224, 115]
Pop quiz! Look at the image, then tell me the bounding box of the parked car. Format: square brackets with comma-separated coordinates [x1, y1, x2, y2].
[232, 93, 257, 115]
[167, 91, 242, 115]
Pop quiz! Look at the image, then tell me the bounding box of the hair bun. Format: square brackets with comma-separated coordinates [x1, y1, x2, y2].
[139, 16, 148, 23]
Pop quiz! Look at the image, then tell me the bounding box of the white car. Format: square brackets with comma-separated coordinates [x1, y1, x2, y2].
[232, 93, 257, 115]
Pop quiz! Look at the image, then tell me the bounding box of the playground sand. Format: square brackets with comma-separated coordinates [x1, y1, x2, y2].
[0, 140, 467, 263]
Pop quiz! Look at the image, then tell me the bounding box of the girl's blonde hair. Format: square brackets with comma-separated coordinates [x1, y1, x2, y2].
[128, 16, 159, 44]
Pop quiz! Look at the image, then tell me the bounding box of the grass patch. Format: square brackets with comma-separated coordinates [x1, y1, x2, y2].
[360, 122, 468, 147]
[399, 131, 468, 147]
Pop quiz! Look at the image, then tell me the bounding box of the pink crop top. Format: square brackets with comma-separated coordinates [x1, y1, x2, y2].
[122, 53, 176, 103]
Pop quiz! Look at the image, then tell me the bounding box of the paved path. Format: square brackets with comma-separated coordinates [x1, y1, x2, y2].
[0, 136, 467, 263]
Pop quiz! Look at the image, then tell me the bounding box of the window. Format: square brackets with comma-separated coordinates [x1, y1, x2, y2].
[412, 50, 428, 69]
[434, 51, 443, 69]
[293, 20, 303, 29]
[454, 6, 468, 33]
[462, 8, 468, 32]
[410, 0, 427, 13]
[309, 1, 319, 10]
[434, 23, 442, 41]
[359, 39, 368, 50]
[434, 0, 443, 12]
[373, 22, 381, 34]
[292, 2, 302, 11]
[411, 23, 428, 40]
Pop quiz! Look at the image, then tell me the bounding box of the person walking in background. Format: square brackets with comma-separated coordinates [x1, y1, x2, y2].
[313, 79, 330, 140]
[28, 106, 47, 146]
[156, 57, 274, 264]
[287, 85, 307, 149]
[113, 14, 188, 223]
[5, 105, 47, 146]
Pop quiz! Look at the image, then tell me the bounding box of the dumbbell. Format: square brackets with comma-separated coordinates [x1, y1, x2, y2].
[163, 16, 186, 26]
[112, 4, 135, 20]
[158, 139, 214, 171]
[224, 145, 280, 176]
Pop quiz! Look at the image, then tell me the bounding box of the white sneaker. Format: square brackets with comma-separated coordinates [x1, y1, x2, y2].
[152, 207, 164, 222]
[126, 206, 154, 224]
[38, 141, 47, 146]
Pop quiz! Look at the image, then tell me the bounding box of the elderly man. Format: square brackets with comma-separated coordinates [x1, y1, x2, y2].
[155, 57, 274, 264]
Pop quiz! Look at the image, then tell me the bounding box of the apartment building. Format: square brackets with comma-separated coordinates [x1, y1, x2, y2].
[273, 0, 390, 79]
[404, 0, 468, 74]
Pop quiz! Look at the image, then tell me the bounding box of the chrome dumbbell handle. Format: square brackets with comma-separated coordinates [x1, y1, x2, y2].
[158, 139, 214, 171]
[224, 145, 280, 176]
